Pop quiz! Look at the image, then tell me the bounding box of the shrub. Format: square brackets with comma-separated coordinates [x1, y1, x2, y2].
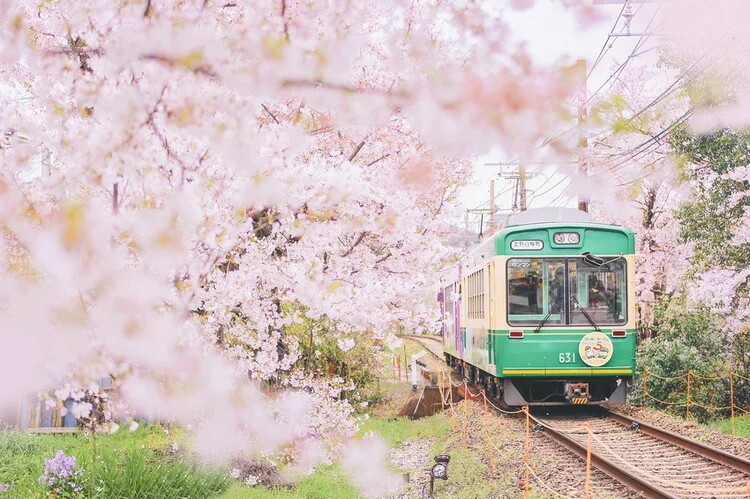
[634, 300, 732, 422]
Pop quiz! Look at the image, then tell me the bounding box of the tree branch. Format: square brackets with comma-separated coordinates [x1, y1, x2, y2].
[375, 252, 392, 265]
[141, 54, 218, 79]
[340, 232, 368, 257]
[261, 103, 280, 124]
[280, 0, 290, 41]
[113, 182, 119, 214]
[282, 78, 407, 97]
[367, 153, 391, 167]
[311, 126, 334, 136]
[348, 136, 367, 162]
[63, 32, 97, 73]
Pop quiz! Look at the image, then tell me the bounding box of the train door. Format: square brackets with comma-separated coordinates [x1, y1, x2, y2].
[459, 278, 465, 358]
[487, 261, 495, 366]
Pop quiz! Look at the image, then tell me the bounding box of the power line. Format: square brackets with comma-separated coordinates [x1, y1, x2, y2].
[535, 7, 659, 158]
[598, 107, 694, 174]
[592, 43, 749, 173]
[468, 181, 516, 211]
[544, 178, 574, 208]
[587, 3, 628, 77]
[583, 2, 660, 108]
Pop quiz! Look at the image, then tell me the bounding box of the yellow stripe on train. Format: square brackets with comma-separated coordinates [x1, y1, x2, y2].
[571, 398, 589, 405]
[501, 368, 634, 375]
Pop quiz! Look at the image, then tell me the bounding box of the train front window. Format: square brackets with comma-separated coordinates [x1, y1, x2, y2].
[568, 259, 627, 326]
[507, 259, 564, 326]
[507, 258, 627, 326]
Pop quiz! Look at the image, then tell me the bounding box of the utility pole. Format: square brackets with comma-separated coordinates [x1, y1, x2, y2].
[485, 165, 538, 212]
[576, 59, 590, 213]
[519, 165, 527, 212]
[489, 179, 496, 233]
[464, 210, 469, 250]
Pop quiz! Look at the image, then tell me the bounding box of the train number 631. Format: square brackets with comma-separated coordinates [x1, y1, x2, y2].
[558, 352, 576, 363]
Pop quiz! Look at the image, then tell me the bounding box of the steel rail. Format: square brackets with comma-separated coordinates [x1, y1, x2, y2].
[535, 418, 677, 499]
[604, 409, 750, 475]
[406, 335, 750, 497]
[408, 335, 673, 497]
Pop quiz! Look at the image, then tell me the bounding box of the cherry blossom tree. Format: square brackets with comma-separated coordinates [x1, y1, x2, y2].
[0, 1, 581, 477]
[586, 62, 692, 332]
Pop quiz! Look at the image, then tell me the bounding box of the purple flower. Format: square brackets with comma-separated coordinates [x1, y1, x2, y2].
[38, 451, 84, 496]
[0, 483, 10, 493]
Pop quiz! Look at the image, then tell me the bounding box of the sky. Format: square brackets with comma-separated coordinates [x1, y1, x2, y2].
[461, 0, 662, 237]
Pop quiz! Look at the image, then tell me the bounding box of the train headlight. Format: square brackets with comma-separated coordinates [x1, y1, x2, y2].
[553, 232, 580, 245]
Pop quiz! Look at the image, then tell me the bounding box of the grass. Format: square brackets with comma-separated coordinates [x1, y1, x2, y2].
[358, 413, 450, 446]
[0, 416, 443, 499]
[85, 447, 228, 498]
[217, 414, 451, 499]
[380, 338, 426, 379]
[713, 413, 750, 440]
[0, 425, 228, 498]
[21, 357, 737, 498]
[216, 464, 360, 499]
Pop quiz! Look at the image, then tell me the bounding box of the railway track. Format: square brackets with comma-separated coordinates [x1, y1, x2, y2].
[405, 335, 750, 498]
[534, 409, 750, 499]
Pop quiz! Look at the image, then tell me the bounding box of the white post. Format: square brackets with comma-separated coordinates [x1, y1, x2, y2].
[411, 350, 427, 391]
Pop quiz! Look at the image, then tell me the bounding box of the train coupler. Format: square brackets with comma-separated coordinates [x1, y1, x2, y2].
[565, 382, 590, 404]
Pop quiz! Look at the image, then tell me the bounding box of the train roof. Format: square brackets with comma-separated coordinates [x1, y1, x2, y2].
[458, 208, 635, 271]
[505, 207, 592, 226]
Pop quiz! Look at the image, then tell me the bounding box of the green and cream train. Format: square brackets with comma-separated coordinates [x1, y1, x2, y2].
[439, 208, 637, 406]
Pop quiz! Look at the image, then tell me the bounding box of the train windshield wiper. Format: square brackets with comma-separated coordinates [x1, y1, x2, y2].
[570, 295, 601, 331]
[534, 299, 562, 333]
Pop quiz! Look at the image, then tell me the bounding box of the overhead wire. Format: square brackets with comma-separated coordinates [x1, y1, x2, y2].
[593, 43, 750, 177]
[543, 178, 574, 207]
[468, 181, 517, 211]
[524, 7, 653, 207]
[534, 3, 662, 158]
[590, 50, 715, 156]
[587, 3, 628, 78]
[480, 5, 705, 207]
[583, 2, 658, 108]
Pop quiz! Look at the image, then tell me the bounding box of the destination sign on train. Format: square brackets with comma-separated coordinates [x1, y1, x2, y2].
[510, 240, 544, 250]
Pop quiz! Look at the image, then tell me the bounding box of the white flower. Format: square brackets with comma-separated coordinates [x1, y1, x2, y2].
[244, 474, 259, 486]
[54, 387, 70, 401]
[71, 401, 93, 419]
[109, 423, 120, 434]
[359, 401, 369, 408]
[129, 421, 139, 432]
[337, 338, 355, 352]
[385, 334, 403, 351]
[229, 468, 241, 479]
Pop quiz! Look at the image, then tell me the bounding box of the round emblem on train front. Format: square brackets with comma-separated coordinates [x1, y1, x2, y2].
[578, 332, 614, 367]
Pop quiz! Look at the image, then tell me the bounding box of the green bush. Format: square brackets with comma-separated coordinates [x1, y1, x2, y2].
[634, 301, 732, 422]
